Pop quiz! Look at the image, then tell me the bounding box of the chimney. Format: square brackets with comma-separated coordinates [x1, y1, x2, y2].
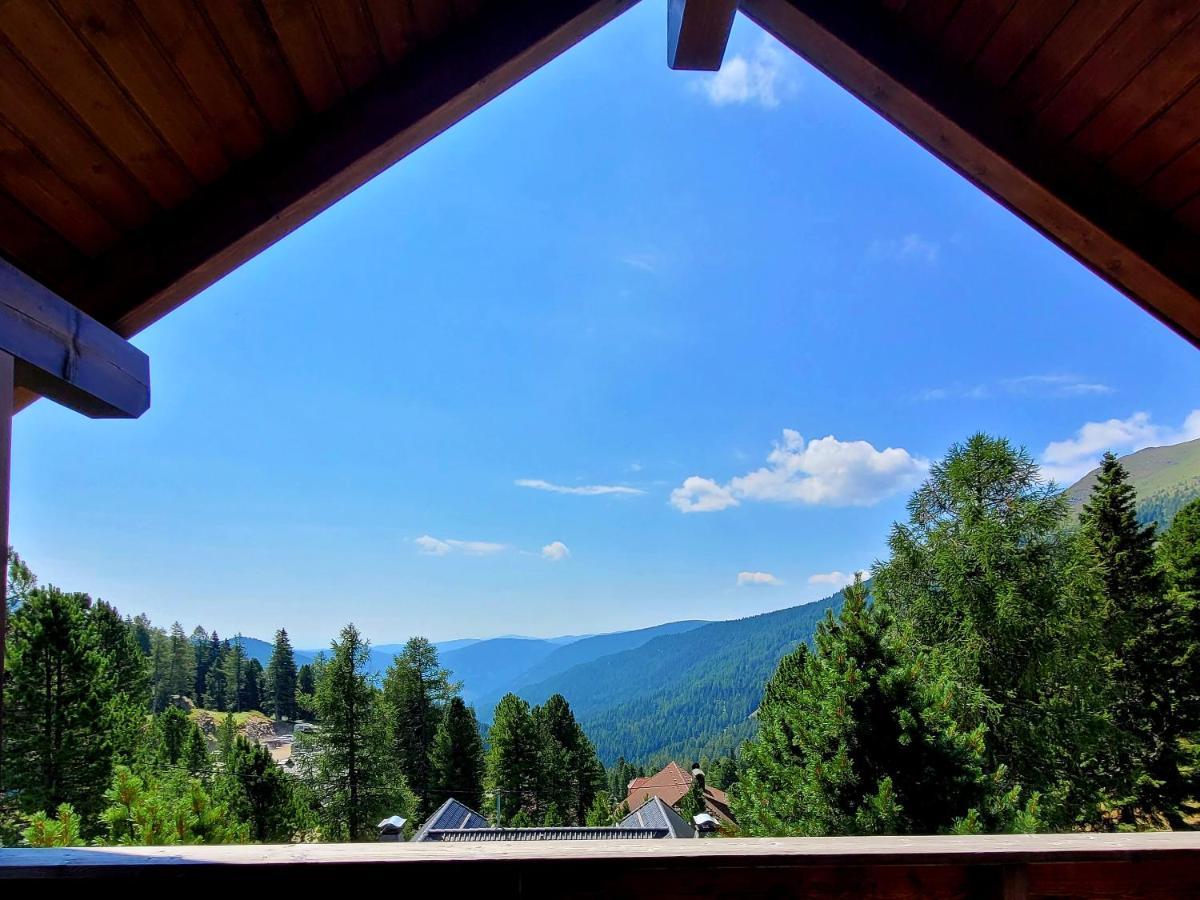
[691, 762, 705, 796]
[377, 815, 407, 842]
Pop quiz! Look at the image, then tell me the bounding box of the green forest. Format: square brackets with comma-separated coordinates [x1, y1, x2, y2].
[1, 432, 1197, 844]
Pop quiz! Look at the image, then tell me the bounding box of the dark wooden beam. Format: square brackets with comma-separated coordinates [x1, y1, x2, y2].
[0, 258, 148, 419]
[49, 0, 638, 344]
[741, 0, 1200, 349]
[0, 350, 10, 793]
[668, 0, 737, 70]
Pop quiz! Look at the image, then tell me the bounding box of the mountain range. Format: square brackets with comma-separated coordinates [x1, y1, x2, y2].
[232, 439, 1200, 766]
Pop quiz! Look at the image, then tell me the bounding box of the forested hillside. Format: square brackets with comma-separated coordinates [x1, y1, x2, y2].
[495, 592, 846, 764]
[1065, 437, 1200, 529]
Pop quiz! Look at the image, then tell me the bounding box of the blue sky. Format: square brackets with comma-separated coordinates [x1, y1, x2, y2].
[11, 7, 1199, 647]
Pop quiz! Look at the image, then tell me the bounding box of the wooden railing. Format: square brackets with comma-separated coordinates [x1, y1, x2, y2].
[2, 832, 1198, 897]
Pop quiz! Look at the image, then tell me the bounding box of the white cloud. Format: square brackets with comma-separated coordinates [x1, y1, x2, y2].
[619, 253, 660, 273]
[697, 35, 799, 109]
[541, 541, 571, 562]
[868, 233, 940, 264]
[916, 373, 1112, 402]
[737, 571, 782, 586]
[808, 569, 868, 586]
[1040, 409, 1200, 484]
[516, 479, 644, 496]
[672, 430, 928, 513]
[415, 535, 508, 556]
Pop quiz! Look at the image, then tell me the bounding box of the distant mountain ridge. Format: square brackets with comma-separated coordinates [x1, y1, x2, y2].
[1064, 437, 1200, 529]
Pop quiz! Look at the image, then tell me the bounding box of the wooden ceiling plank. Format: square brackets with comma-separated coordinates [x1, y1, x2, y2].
[362, 0, 417, 67]
[900, 0, 964, 44]
[1148, 141, 1200, 211]
[200, 0, 306, 137]
[452, 0, 489, 24]
[1071, 15, 1200, 161]
[1108, 81, 1200, 184]
[56, 0, 231, 188]
[0, 43, 155, 231]
[939, 0, 1018, 69]
[1174, 191, 1200, 231]
[313, 0, 384, 93]
[741, 0, 1200, 347]
[972, 0, 1074, 89]
[261, 0, 346, 114]
[409, 0, 456, 44]
[68, 0, 639, 337]
[0, 0, 195, 208]
[0, 120, 119, 255]
[0, 191, 87, 290]
[1035, 0, 1197, 141]
[133, 0, 267, 162]
[1005, 0, 1135, 111]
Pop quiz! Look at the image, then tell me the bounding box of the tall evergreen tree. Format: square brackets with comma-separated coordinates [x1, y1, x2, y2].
[167, 622, 197, 703]
[266, 628, 299, 720]
[429, 697, 485, 811]
[221, 636, 247, 713]
[301, 624, 415, 840]
[4, 587, 112, 824]
[876, 434, 1108, 826]
[533, 693, 603, 824]
[732, 576, 999, 836]
[157, 706, 190, 765]
[191, 626, 212, 702]
[89, 600, 150, 765]
[486, 694, 540, 824]
[217, 735, 305, 842]
[381, 637, 458, 817]
[242, 658, 265, 712]
[205, 637, 230, 711]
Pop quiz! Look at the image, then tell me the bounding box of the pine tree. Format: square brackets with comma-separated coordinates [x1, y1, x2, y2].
[183, 722, 210, 778]
[167, 622, 197, 703]
[533, 693, 603, 824]
[192, 626, 212, 701]
[301, 624, 415, 840]
[486, 694, 540, 824]
[876, 434, 1108, 826]
[430, 697, 484, 811]
[205, 637, 230, 711]
[381, 637, 458, 817]
[158, 706, 190, 765]
[89, 600, 150, 765]
[585, 790, 616, 826]
[101, 765, 249, 845]
[4, 587, 113, 824]
[266, 628, 299, 720]
[221, 637, 247, 713]
[217, 735, 305, 842]
[6, 547, 36, 612]
[733, 576, 999, 836]
[242, 658, 265, 712]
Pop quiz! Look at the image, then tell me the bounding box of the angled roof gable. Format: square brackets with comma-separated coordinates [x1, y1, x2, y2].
[620, 796, 696, 839]
[412, 797, 490, 843]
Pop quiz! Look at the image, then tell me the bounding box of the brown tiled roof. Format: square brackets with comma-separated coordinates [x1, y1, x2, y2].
[623, 762, 735, 825]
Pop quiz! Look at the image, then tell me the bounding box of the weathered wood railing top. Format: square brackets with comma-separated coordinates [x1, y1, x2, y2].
[2, 833, 1198, 897]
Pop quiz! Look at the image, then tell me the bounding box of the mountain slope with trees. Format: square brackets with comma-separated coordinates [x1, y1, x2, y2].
[1065, 437, 1200, 529]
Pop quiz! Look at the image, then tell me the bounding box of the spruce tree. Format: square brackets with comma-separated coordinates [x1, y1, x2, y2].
[381, 637, 458, 817]
[266, 628, 299, 720]
[192, 626, 212, 701]
[183, 723, 210, 778]
[167, 622, 197, 702]
[733, 576, 997, 836]
[4, 587, 113, 824]
[158, 706, 190, 765]
[89, 600, 150, 765]
[486, 694, 540, 824]
[217, 735, 304, 842]
[430, 697, 484, 811]
[533, 693, 603, 824]
[242, 658, 265, 712]
[302, 624, 415, 840]
[206, 637, 230, 711]
[876, 434, 1108, 826]
[221, 637, 247, 713]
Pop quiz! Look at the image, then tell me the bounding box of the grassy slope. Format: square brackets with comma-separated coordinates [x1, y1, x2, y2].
[1064, 437, 1200, 523]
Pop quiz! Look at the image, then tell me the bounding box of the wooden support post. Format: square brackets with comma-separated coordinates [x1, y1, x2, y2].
[0, 350, 12, 793]
[668, 0, 737, 70]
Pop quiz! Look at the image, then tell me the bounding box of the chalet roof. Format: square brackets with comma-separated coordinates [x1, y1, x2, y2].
[0, 0, 1196, 383]
[411, 797, 490, 844]
[423, 827, 668, 842]
[624, 762, 735, 825]
[620, 796, 696, 839]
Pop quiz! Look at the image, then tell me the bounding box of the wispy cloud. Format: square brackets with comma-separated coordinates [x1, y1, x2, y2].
[1040, 408, 1200, 484]
[737, 571, 782, 586]
[516, 479, 644, 497]
[415, 535, 508, 556]
[619, 252, 661, 273]
[671, 429, 928, 513]
[916, 373, 1113, 402]
[695, 35, 799, 109]
[541, 541, 571, 562]
[808, 569, 868, 587]
[867, 233, 940, 264]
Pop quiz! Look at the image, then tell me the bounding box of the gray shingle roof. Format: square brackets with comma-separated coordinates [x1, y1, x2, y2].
[424, 827, 667, 842]
[620, 796, 696, 838]
[412, 798, 490, 843]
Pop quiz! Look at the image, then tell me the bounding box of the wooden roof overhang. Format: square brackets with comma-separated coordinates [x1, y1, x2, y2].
[0, 0, 1199, 365]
